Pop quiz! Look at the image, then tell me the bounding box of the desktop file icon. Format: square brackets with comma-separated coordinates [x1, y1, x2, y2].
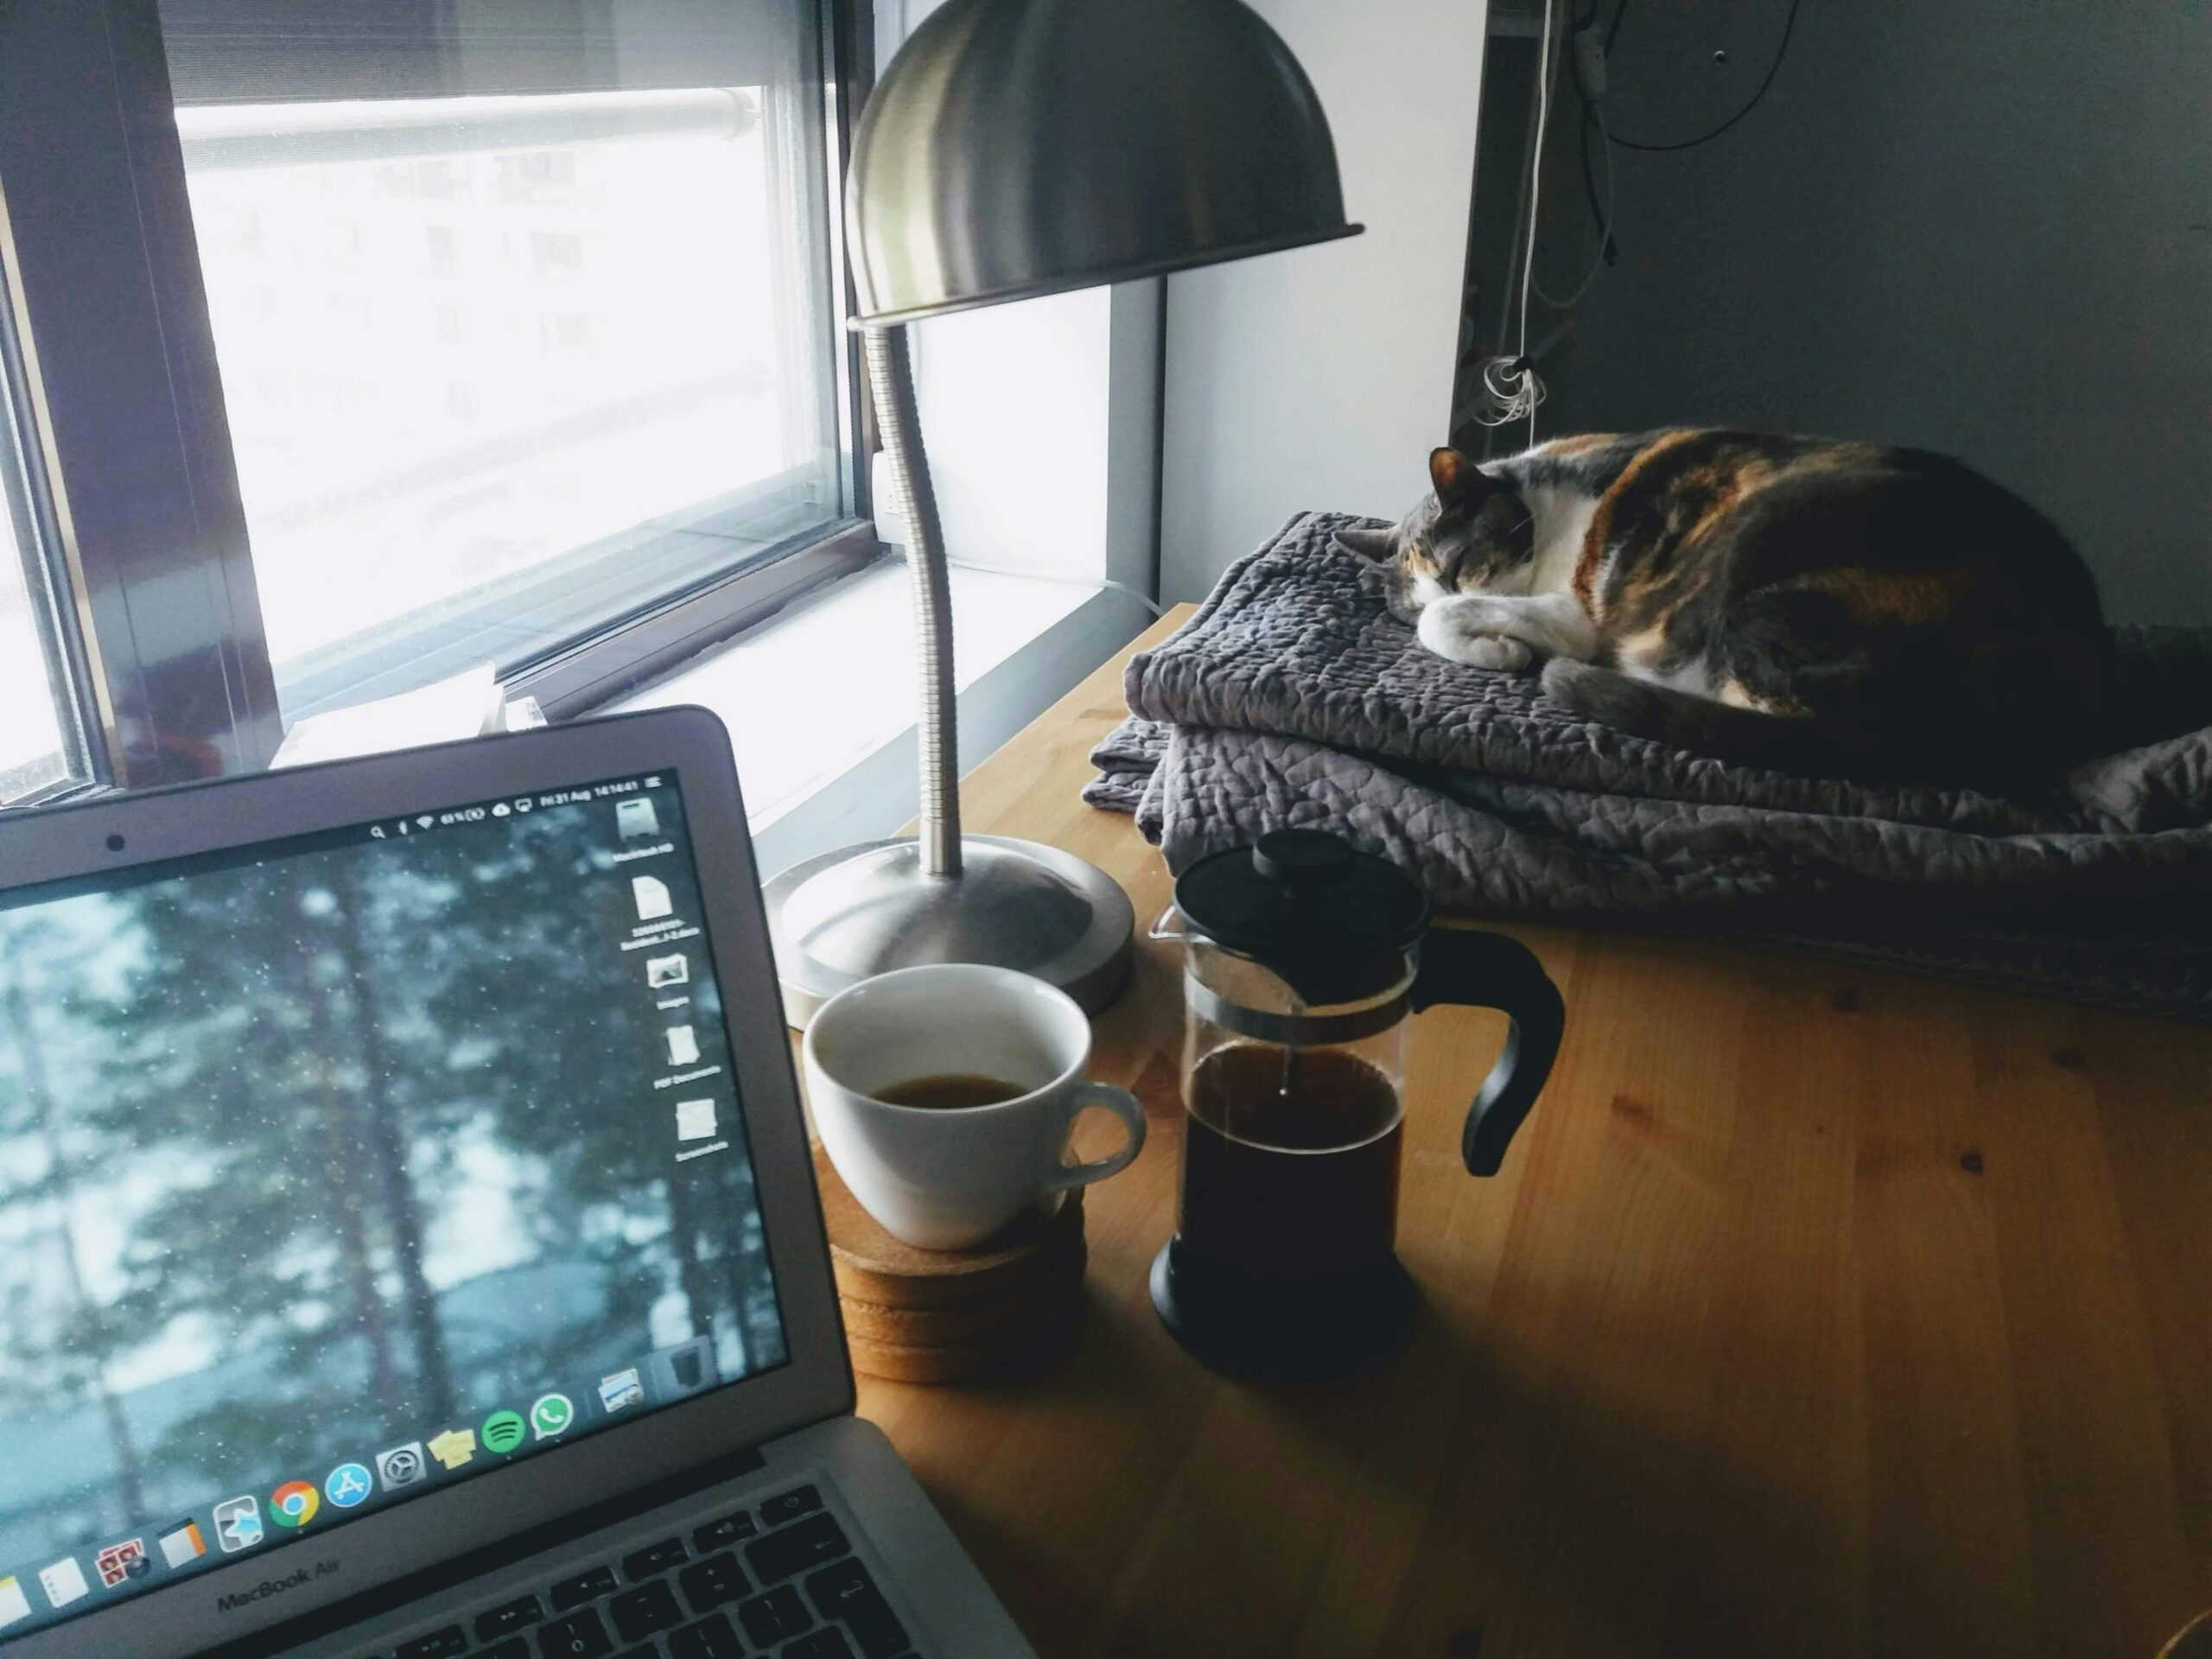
[632, 875, 672, 921]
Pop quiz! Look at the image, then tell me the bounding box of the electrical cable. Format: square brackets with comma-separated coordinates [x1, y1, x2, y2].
[1577, 95, 1608, 240]
[1604, 0, 1802, 153]
[1565, 7, 1618, 250]
[1535, 99, 1612, 308]
[1470, 0, 1556, 441]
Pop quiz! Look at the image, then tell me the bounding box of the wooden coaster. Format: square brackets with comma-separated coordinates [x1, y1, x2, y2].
[813, 1143, 1084, 1312]
[845, 1300, 1083, 1385]
[813, 1143, 1087, 1382]
[837, 1241, 1089, 1348]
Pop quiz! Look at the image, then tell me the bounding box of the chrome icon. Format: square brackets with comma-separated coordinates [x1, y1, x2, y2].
[270, 1480, 321, 1529]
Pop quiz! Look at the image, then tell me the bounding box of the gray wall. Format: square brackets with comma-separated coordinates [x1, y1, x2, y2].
[1158, 0, 1490, 604]
[1546, 0, 2212, 626]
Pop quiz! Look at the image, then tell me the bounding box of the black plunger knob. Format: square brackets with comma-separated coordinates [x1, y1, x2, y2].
[1251, 828, 1353, 887]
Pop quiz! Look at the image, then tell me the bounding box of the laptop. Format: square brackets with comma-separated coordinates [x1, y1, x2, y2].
[0, 707, 1036, 1659]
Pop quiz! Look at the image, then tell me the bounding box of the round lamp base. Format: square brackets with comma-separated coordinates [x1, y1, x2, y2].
[762, 835, 1135, 1029]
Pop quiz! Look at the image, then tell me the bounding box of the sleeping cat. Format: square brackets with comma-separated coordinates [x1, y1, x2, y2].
[1335, 429, 2115, 787]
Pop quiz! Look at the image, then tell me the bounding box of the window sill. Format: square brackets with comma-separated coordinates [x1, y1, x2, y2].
[610, 560, 1152, 880]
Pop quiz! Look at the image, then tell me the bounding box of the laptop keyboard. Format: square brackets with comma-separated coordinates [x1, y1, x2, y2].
[368, 1484, 917, 1659]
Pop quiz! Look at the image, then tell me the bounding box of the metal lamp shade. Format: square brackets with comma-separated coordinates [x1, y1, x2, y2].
[847, 0, 1363, 325]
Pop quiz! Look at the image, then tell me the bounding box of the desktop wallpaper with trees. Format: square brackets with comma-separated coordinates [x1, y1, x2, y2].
[0, 785, 784, 1578]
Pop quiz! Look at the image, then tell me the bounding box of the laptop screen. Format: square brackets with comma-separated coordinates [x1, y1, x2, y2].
[0, 771, 788, 1642]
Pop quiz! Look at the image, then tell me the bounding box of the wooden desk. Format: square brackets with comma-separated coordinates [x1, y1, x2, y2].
[857, 608, 2212, 1659]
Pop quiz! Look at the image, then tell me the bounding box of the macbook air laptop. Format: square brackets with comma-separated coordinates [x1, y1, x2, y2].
[0, 707, 1035, 1659]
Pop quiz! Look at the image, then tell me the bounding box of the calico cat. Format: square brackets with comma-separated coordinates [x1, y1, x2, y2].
[1335, 429, 2115, 787]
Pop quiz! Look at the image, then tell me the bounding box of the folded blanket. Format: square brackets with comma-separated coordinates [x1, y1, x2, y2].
[1087, 512, 2212, 1019]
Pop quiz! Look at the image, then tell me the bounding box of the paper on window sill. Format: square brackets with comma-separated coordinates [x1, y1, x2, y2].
[270, 664, 544, 769]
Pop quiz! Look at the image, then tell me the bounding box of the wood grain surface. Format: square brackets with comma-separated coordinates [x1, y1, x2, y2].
[843, 608, 2212, 1659]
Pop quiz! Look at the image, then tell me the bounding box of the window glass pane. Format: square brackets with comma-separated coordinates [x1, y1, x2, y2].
[159, 3, 847, 721]
[0, 353, 85, 803]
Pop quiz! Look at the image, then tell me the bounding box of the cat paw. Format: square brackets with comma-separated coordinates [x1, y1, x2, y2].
[1540, 657, 1588, 700]
[1419, 605, 1534, 672]
[1463, 635, 1534, 671]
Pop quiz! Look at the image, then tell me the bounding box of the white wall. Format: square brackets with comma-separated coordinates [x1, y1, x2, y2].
[1159, 0, 1490, 603]
[892, 282, 1160, 595]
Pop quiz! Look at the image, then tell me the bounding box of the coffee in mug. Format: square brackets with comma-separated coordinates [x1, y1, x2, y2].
[872, 1073, 1027, 1111]
[804, 964, 1146, 1250]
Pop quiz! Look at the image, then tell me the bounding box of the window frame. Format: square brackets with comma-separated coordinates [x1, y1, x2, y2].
[0, 242, 104, 804]
[0, 0, 879, 791]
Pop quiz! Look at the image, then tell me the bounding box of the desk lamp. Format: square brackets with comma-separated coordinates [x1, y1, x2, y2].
[763, 0, 1360, 1027]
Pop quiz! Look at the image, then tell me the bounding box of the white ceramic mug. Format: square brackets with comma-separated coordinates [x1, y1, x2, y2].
[804, 963, 1146, 1250]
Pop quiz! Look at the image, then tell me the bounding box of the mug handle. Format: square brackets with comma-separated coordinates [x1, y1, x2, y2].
[1044, 1083, 1147, 1193]
[1411, 928, 1567, 1177]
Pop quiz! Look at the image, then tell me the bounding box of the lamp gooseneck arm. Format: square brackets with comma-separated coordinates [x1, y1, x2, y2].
[862, 322, 962, 879]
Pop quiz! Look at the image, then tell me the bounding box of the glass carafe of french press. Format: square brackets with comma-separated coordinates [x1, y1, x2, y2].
[1150, 829, 1566, 1380]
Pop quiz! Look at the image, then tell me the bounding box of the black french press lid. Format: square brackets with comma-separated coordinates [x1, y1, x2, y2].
[1172, 828, 1430, 1006]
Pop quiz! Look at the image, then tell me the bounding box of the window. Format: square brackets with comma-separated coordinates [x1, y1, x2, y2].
[0, 296, 94, 805]
[0, 450, 77, 804]
[0, 0, 873, 793]
[161, 3, 868, 723]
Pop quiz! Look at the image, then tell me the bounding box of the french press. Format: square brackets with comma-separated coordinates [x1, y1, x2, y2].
[1150, 829, 1565, 1380]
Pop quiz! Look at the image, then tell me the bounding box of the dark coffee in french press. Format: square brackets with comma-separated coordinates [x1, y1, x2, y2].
[1150, 830, 1565, 1381]
[1179, 1044, 1402, 1276]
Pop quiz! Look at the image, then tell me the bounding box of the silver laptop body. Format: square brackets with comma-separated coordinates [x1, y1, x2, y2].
[0, 707, 1033, 1659]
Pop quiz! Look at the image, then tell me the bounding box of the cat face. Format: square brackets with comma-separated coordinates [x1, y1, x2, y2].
[1337, 447, 1536, 620]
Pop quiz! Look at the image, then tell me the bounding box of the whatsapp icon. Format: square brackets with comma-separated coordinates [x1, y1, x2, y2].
[531, 1393, 575, 1440]
[481, 1409, 526, 1454]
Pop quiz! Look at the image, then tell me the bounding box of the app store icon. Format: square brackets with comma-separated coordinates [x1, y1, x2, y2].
[325, 1463, 372, 1509]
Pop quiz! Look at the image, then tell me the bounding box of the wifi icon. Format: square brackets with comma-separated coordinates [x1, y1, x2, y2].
[416, 815, 435, 829]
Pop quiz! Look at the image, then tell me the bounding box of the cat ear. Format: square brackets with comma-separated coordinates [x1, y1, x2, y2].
[1428, 446, 1492, 505]
[1333, 524, 1395, 562]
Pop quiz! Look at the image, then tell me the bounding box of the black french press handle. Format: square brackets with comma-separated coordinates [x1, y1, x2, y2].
[1409, 929, 1566, 1176]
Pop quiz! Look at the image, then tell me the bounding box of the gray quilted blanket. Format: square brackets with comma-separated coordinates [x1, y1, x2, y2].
[1088, 512, 2212, 1019]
